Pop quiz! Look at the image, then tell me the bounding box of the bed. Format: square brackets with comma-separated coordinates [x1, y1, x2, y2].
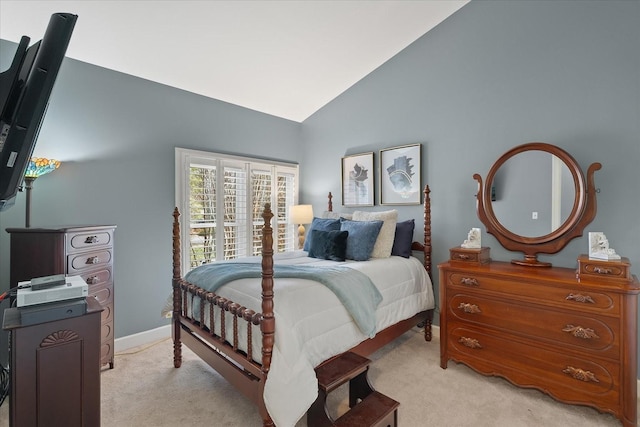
[171, 185, 435, 426]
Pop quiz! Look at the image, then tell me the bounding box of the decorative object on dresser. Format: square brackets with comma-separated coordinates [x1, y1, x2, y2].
[6, 225, 116, 369]
[460, 227, 481, 248]
[588, 232, 621, 260]
[439, 142, 639, 427]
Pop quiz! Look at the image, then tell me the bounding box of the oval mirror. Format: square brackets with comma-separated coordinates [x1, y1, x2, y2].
[473, 142, 601, 267]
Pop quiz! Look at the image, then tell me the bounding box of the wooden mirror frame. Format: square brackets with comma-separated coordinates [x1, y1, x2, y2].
[473, 142, 601, 267]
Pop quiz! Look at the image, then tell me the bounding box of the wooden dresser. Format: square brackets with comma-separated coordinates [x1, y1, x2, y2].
[7, 225, 116, 369]
[439, 257, 639, 427]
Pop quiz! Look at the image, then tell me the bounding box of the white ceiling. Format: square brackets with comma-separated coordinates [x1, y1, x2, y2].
[0, 1, 468, 122]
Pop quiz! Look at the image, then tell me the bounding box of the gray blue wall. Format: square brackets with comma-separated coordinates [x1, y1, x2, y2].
[2, 0, 639, 374]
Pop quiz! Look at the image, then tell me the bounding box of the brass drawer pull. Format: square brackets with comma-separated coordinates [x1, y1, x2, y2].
[458, 303, 482, 314]
[566, 293, 595, 304]
[459, 337, 482, 349]
[460, 277, 479, 287]
[456, 254, 470, 260]
[86, 275, 100, 284]
[562, 366, 600, 383]
[85, 235, 99, 244]
[86, 256, 100, 265]
[593, 266, 612, 275]
[562, 324, 599, 340]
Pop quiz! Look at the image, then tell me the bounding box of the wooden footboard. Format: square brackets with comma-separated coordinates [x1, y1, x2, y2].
[172, 205, 275, 426]
[172, 186, 434, 427]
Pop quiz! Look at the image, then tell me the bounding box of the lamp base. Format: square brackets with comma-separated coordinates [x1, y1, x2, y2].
[298, 224, 306, 250]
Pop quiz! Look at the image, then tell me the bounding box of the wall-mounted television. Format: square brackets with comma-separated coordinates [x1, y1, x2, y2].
[0, 12, 77, 211]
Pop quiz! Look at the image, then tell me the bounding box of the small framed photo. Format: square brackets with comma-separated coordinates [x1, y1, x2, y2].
[342, 152, 374, 207]
[380, 143, 422, 205]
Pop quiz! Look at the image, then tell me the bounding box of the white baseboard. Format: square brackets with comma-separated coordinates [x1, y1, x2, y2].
[114, 324, 170, 352]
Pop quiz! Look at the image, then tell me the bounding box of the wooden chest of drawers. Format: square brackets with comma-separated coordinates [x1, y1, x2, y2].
[438, 260, 639, 427]
[7, 225, 116, 369]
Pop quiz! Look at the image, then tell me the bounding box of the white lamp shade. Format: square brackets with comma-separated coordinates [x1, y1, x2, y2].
[289, 204, 314, 224]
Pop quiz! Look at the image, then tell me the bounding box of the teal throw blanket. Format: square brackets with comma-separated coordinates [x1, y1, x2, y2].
[185, 262, 382, 337]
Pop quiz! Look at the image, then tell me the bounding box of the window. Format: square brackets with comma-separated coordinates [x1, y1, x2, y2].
[176, 148, 299, 271]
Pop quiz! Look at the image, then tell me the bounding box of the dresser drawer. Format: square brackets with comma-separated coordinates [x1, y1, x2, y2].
[89, 281, 113, 306]
[447, 325, 620, 407]
[67, 249, 112, 273]
[67, 229, 114, 252]
[447, 293, 619, 358]
[445, 271, 620, 316]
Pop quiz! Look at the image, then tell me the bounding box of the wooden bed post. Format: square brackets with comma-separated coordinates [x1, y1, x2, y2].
[423, 185, 432, 278]
[260, 204, 275, 375]
[327, 192, 333, 212]
[172, 207, 183, 368]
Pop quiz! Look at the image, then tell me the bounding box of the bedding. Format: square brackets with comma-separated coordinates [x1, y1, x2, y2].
[181, 251, 435, 427]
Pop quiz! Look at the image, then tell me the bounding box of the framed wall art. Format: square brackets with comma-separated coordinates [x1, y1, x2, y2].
[342, 152, 374, 207]
[380, 143, 422, 205]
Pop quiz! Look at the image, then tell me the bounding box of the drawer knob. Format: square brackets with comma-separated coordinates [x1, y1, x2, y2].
[458, 302, 482, 314]
[459, 336, 482, 349]
[86, 275, 100, 284]
[456, 254, 470, 260]
[85, 235, 99, 244]
[593, 266, 613, 275]
[566, 293, 595, 304]
[562, 366, 600, 383]
[562, 324, 599, 340]
[460, 277, 479, 287]
[86, 256, 100, 264]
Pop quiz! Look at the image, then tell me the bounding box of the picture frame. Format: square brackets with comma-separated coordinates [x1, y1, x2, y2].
[380, 143, 422, 205]
[342, 152, 374, 207]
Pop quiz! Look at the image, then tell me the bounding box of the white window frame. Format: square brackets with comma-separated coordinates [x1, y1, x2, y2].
[175, 147, 299, 274]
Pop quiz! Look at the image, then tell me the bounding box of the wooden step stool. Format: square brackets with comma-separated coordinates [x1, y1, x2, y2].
[307, 351, 399, 427]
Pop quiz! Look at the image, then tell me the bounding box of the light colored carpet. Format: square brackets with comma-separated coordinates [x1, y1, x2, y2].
[0, 327, 635, 426]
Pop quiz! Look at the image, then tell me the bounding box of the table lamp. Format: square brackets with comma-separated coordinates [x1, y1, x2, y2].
[24, 157, 60, 227]
[289, 204, 314, 250]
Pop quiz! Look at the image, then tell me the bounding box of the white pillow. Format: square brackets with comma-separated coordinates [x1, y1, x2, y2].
[352, 210, 398, 258]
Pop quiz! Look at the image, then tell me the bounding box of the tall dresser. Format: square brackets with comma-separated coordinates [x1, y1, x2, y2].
[439, 256, 639, 427]
[7, 225, 116, 369]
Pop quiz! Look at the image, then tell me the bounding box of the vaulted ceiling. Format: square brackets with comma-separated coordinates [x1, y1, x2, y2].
[1, 1, 469, 122]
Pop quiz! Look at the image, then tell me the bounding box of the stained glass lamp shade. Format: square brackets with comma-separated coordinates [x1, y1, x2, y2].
[24, 157, 60, 227]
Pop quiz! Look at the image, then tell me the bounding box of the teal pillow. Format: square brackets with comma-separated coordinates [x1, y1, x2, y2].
[391, 219, 415, 258]
[340, 219, 383, 261]
[308, 230, 348, 261]
[303, 217, 341, 251]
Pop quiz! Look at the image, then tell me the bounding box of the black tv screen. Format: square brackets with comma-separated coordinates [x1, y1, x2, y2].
[0, 12, 77, 211]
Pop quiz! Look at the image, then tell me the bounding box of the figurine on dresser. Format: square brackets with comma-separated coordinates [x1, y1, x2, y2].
[461, 227, 481, 248]
[588, 232, 621, 260]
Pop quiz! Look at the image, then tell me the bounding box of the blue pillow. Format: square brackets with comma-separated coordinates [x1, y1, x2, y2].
[340, 219, 383, 261]
[391, 219, 415, 258]
[308, 230, 349, 261]
[303, 217, 341, 251]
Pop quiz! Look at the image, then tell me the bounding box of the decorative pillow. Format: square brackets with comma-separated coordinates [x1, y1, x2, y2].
[321, 211, 353, 220]
[303, 217, 341, 252]
[352, 210, 398, 258]
[391, 219, 415, 258]
[340, 219, 383, 261]
[308, 230, 348, 261]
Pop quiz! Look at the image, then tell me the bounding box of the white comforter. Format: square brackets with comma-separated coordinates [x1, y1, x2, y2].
[185, 251, 434, 426]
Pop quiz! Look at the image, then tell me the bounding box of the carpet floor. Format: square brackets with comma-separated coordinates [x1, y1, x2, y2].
[0, 327, 635, 426]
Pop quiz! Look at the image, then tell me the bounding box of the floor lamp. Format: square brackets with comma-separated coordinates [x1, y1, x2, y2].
[23, 157, 60, 228]
[289, 205, 314, 250]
